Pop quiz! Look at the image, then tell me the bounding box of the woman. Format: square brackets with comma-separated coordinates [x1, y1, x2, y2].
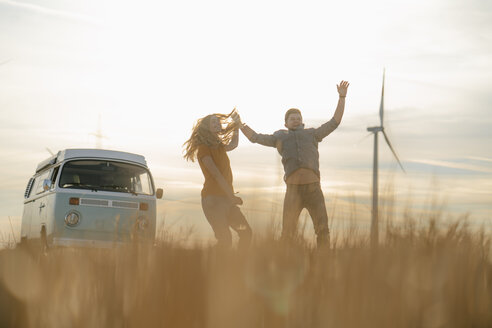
[183, 109, 252, 249]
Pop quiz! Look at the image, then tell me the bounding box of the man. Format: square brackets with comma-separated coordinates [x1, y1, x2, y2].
[235, 81, 349, 247]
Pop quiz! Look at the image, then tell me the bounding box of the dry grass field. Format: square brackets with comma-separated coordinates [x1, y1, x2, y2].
[0, 216, 491, 328]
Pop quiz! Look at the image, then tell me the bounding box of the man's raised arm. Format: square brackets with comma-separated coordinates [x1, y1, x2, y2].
[314, 80, 350, 142]
[333, 80, 349, 124]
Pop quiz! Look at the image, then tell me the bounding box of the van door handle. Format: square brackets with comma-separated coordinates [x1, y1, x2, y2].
[39, 203, 45, 209]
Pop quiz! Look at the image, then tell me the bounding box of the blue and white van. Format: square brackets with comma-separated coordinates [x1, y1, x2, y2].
[21, 149, 163, 248]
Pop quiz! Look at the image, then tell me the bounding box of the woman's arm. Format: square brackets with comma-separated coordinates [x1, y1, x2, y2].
[224, 128, 239, 151]
[202, 156, 242, 205]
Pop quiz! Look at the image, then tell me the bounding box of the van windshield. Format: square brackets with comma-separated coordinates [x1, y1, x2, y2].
[59, 160, 154, 195]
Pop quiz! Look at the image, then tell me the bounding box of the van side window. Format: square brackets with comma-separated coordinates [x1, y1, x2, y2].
[50, 166, 60, 188]
[35, 171, 51, 195]
[24, 178, 35, 198]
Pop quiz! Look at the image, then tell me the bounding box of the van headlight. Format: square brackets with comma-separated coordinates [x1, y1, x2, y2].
[65, 211, 80, 226]
[137, 216, 148, 231]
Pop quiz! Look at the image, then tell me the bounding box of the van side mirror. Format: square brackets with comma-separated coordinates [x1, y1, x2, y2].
[42, 179, 52, 191]
[156, 188, 163, 199]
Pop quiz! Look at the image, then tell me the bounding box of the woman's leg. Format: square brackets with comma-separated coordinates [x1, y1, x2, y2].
[201, 196, 232, 248]
[227, 205, 252, 249]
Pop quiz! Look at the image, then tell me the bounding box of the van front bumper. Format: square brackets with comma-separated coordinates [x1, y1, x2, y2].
[53, 237, 127, 248]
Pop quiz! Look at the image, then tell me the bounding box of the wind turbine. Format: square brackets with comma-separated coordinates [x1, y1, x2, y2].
[367, 69, 405, 247]
[90, 114, 108, 149]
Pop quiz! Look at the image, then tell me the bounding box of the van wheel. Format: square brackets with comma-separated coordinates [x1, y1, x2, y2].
[40, 227, 49, 255]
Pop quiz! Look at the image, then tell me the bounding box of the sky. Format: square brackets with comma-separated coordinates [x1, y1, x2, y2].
[0, 0, 491, 245]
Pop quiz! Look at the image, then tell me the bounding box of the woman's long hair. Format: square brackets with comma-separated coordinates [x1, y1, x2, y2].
[183, 109, 239, 162]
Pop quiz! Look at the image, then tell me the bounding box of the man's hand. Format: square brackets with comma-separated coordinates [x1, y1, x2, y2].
[337, 80, 350, 97]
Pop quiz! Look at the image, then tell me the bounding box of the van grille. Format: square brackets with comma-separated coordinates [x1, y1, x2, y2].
[80, 199, 109, 207]
[112, 201, 139, 209]
[79, 198, 139, 210]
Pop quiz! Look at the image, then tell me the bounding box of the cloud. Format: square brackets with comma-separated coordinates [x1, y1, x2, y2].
[409, 159, 492, 174]
[0, 0, 101, 25]
[468, 156, 492, 163]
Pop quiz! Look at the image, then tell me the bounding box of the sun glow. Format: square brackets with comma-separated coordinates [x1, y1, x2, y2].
[0, 0, 491, 237]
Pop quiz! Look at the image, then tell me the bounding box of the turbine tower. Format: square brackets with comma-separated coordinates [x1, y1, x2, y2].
[90, 114, 107, 149]
[367, 69, 405, 247]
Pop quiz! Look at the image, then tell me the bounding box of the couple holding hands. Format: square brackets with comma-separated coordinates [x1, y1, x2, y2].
[183, 81, 350, 249]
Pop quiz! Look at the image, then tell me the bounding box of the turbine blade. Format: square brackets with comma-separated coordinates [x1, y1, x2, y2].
[382, 130, 405, 173]
[354, 132, 373, 147]
[379, 69, 385, 127]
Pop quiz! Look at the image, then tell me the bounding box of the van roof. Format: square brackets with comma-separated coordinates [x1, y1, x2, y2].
[36, 149, 147, 173]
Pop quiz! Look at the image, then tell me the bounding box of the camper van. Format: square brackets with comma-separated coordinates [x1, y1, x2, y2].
[21, 149, 163, 248]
